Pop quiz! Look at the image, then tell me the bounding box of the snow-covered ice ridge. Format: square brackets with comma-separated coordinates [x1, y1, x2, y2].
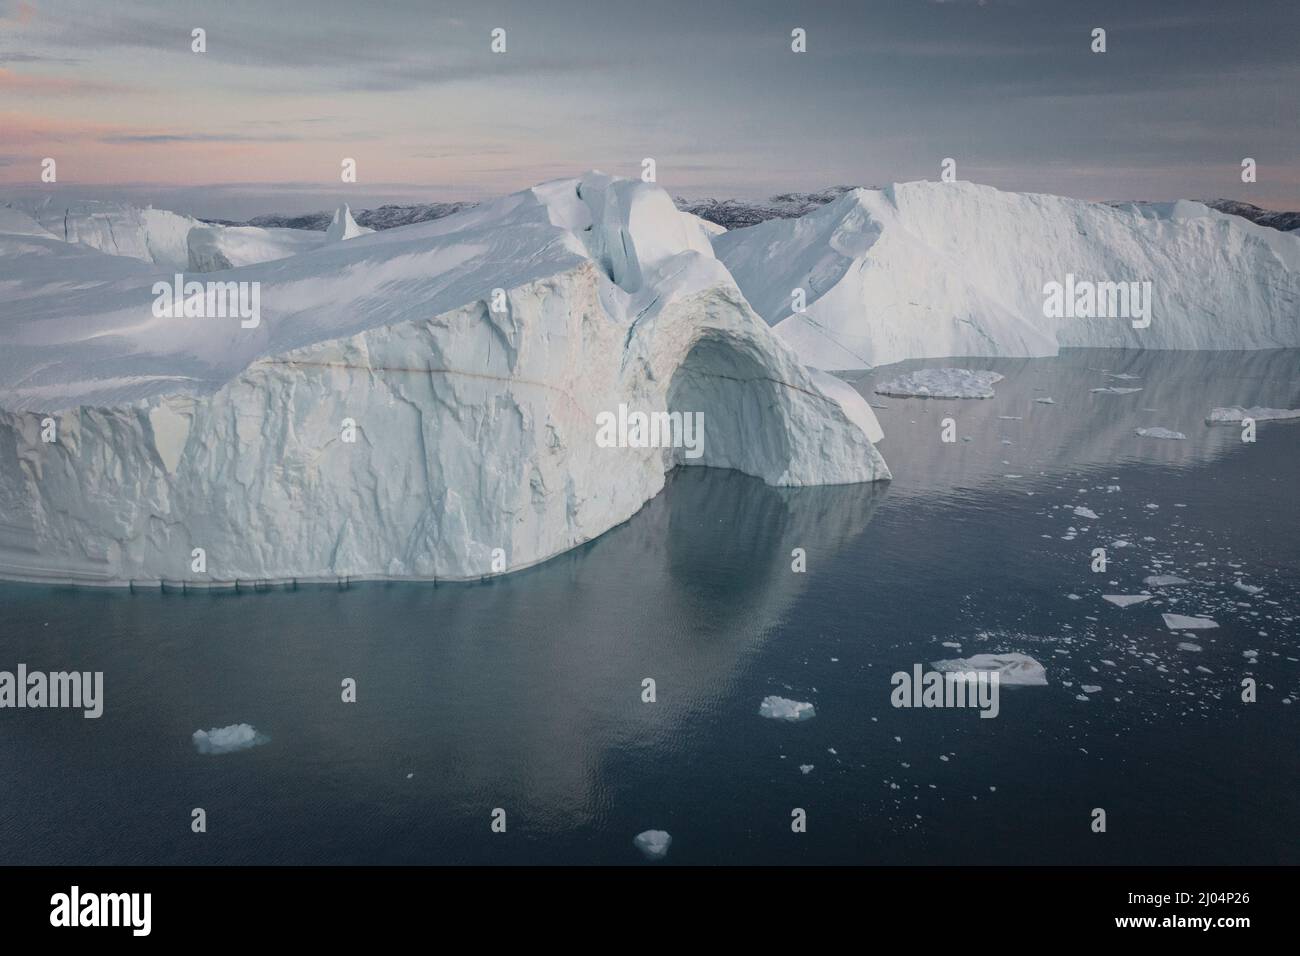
[715, 181, 1300, 369]
[0, 172, 889, 587]
[3, 196, 371, 272]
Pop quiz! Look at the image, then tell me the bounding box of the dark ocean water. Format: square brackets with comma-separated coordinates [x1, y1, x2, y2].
[0, 348, 1296, 865]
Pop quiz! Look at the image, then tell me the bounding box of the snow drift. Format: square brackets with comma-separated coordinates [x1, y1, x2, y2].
[0, 173, 888, 587]
[714, 181, 1300, 369]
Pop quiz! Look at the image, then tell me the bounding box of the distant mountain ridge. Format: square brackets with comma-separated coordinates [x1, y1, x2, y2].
[206, 189, 1299, 234]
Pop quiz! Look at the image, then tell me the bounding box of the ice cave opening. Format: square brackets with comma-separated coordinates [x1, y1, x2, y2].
[664, 333, 794, 481]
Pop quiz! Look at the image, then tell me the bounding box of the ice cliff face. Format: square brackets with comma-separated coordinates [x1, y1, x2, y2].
[0, 173, 888, 586]
[715, 181, 1300, 369]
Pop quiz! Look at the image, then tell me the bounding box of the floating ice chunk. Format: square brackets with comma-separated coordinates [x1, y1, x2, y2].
[1161, 613, 1219, 630]
[1233, 580, 1264, 595]
[1103, 594, 1152, 608]
[930, 653, 1048, 686]
[1081, 684, 1102, 694]
[1090, 386, 1143, 395]
[799, 764, 814, 775]
[759, 696, 816, 721]
[874, 368, 1004, 400]
[1111, 540, 1131, 548]
[633, 830, 672, 861]
[192, 723, 267, 755]
[1135, 427, 1186, 440]
[1074, 506, 1099, 520]
[1145, 574, 1190, 586]
[1178, 643, 1202, 652]
[1207, 406, 1300, 424]
[1035, 397, 1056, 404]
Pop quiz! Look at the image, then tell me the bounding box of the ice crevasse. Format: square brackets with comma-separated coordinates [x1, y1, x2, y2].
[0, 173, 889, 586]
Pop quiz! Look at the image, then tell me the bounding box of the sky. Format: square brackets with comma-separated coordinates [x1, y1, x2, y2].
[1, 0, 1297, 218]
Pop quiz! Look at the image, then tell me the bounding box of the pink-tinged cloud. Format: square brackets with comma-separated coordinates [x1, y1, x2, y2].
[0, 67, 123, 95]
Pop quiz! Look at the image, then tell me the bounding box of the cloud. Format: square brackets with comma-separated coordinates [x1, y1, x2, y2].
[0, 66, 123, 95]
[99, 132, 304, 144]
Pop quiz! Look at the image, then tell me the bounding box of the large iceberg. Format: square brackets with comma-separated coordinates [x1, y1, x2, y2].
[0, 173, 888, 586]
[714, 181, 1300, 369]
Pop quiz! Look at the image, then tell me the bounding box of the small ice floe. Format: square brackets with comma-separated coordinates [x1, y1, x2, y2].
[633, 830, 672, 861]
[1103, 594, 1152, 608]
[874, 368, 1004, 400]
[1074, 506, 1099, 520]
[1234, 580, 1264, 595]
[1135, 427, 1186, 440]
[1081, 685, 1102, 694]
[1107, 373, 1141, 381]
[941, 641, 962, 649]
[799, 764, 814, 775]
[1178, 643, 1202, 652]
[1161, 613, 1219, 630]
[998, 415, 1023, 421]
[1090, 386, 1143, 395]
[1145, 574, 1190, 586]
[1035, 397, 1056, 405]
[192, 723, 267, 755]
[1075, 693, 1091, 702]
[930, 653, 1048, 686]
[1207, 406, 1300, 424]
[1111, 540, 1131, 548]
[1243, 650, 1258, 660]
[759, 696, 816, 721]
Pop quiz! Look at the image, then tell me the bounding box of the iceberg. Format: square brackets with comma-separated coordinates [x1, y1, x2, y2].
[633, 830, 672, 860]
[1145, 574, 1190, 586]
[714, 181, 1300, 369]
[4, 196, 197, 270]
[1102, 594, 1152, 607]
[930, 653, 1048, 686]
[759, 696, 816, 721]
[873, 368, 1004, 399]
[1207, 406, 1300, 423]
[0, 173, 888, 586]
[1161, 614, 1219, 630]
[192, 723, 267, 754]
